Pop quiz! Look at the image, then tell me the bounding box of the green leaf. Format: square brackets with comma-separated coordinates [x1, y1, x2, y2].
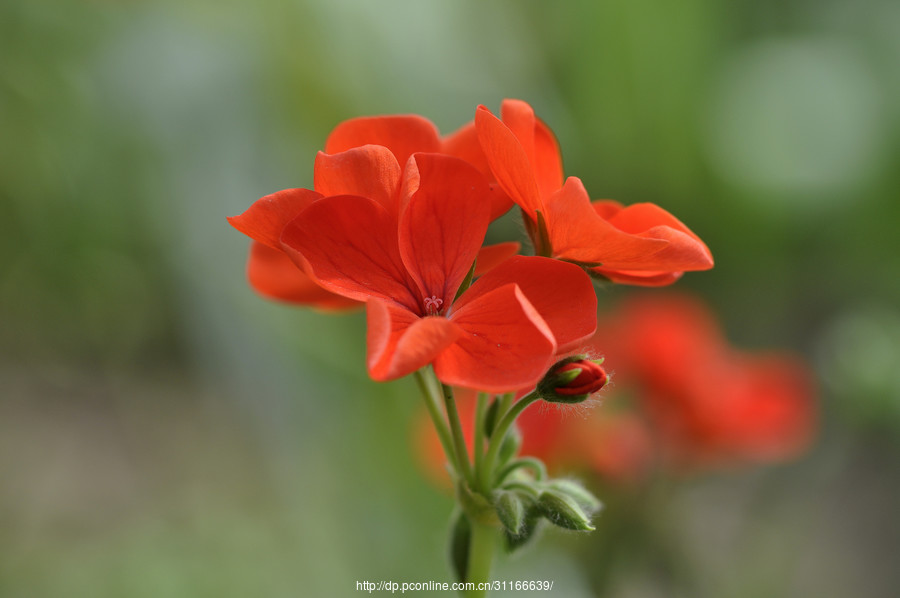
[449, 510, 471, 583]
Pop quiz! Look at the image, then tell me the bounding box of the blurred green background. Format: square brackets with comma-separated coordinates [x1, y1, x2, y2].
[2, 0, 899, 596]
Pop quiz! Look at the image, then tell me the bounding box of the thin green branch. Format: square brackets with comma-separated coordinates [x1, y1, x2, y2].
[441, 382, 475, 486]
[496, 457, 547, 486]
[479, 389, 541, 493]
[413, 369, 459, 476]
[472, 392, 489, 483]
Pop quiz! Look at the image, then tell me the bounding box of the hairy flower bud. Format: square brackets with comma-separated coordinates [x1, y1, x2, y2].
[538, 356, 608, 404]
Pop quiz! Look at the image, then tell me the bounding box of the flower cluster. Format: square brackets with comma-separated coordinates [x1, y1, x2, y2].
[230, 100, 713, 392]
[228, 100, 718, 591]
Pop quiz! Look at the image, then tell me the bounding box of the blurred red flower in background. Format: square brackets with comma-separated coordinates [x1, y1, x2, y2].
[600, 293, 817, 468]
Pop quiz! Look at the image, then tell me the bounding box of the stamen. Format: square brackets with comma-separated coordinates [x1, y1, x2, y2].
[423, 295, 444, 315]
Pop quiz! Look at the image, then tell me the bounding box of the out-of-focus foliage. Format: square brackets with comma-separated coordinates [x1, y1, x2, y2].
[2, 0, 899, 597]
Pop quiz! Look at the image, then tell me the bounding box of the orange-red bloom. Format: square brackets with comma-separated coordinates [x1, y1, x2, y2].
[280, 153, 597, 391]
[475, 99, 714, 286]
[229, 109, 524, 308]
[229, 185, 518, 309]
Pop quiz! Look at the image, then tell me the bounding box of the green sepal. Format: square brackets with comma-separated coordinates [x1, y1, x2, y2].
[448, 510, 471, 583]
[588, 269, 613, 283]
[483, 397, 500, 438]
[534, 210, 553, 258]
[546, 479, 603, 514]
[553, 367, 583, 386]
[537, 489, 595, 532]
[503, 509, 542, 553]
[454, 259, 477, 302]
[561, 259, 604, 269]
[493, 490, 525, 537]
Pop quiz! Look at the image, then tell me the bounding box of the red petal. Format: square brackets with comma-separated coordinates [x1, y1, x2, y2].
[280, 195, 419, 310]
[441, 121, 491, 177]
[435, 283, 556, 392]
[475, 105, 543, 220]
[592, 268, 685, 287]
[544, 178, 670, 267]
[442, 121, 513, 220]
[600, 202, 714, 271]
[313, 146, 401, 214]
[227, 188, 322, 250]
[367, 300, 461, 381]
[533, 115, 564, 199]
[398, 154, 492, 309]
[324, 115, 441, 168]
[500, 99, 563, 199]
[246, 241, 358, 309]
[474, 242, 521, 276]
[458, 255, 596, 351]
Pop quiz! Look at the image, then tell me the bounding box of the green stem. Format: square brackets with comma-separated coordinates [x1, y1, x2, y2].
[479, 390, 541, 492]
[502, 481, 540, 499]
[465, 519, 496, 598]
[472, 393, 488, 483]
[496, 457, 547, 486]
[414, 369, 458, 475]
[441, 383, 475, 486]
[496, 393, 513, 423]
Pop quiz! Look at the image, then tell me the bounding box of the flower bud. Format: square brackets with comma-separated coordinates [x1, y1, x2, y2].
[537, 489, 595, 531]
[538, 356, 608, 404]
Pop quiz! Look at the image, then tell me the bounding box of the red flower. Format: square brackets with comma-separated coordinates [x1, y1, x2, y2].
[475, 99, 714, 286]
[596, 293, 817, 467]
[280, 153, 597, 391]
[229, 186, 518, 309]
[230, 109, 526, 307]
